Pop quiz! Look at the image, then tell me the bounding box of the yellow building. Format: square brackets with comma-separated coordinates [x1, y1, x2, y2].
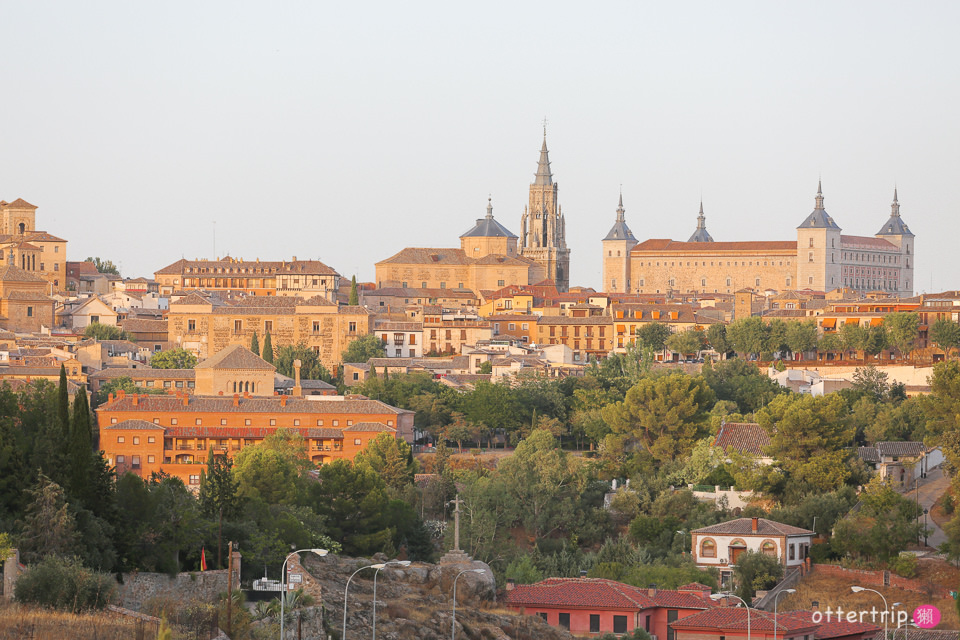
[376, 198, 545, 294]
[166, 292, 373, 371]
[0, 198, 68, 292]
[603, 185, 916, 297]
[0, 262, 56, 333]
[155, 256, 340, 301]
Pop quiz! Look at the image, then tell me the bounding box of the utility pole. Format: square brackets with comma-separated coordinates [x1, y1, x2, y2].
[226, 541, 233, 637]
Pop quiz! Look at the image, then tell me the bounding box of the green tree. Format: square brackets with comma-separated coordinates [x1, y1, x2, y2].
[635, 322, 671, 352]
[258, 331, 273, 364]
[84, 256, 120, 275]
[17, 474, 77, 563]
[831, 477, 922, 562]
[478, 360, 492, 374]
[68, 388, 94, 504]
[250, 331, 260, 356]
[309, 460, 393, 556]
[349, 275, 359, 305]
[354, 432, 418, 492]
[342, 334, 386, 363]
[14, 555, 116, 612]
[232, 429, 311, 504]
[57, 364, 70, 441]
[602, 374, 714, 463]
[864, 325, 890, 357]
[840, 323, 869, 353]
[733, 550, 783, 602]
[83, 322, 129, 341]
[707, 323, 731, 356]
[818, 332, 842, 353]
[150, 348, 198, 369]
[930, 318, 960, 352]
[765, 319, 789, 357]
[274, 343, 334, 382]
[665, 328, 704, 358]
[851, 366, 890, 401]
[727, 316, 767, 358]
[884, 312, 920, 359]
[785, 321, 819, 356]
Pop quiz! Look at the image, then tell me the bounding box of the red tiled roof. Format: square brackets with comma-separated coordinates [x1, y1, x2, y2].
[671, 607, 817, 633]
[692, 517, 814, 536]
[713, 422, 771, 457]
[839, 235, 898, 250]
[633, 239, 797, 253]
[166, 426, 344, 439]
[506, 578, 715, 611]
[779, 611, 881, 639]
[98, 394, 410, 415]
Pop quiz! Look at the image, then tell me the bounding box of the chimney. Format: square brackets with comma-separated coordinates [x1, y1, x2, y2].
[233, 393, 239, 407]
[281, 395, 287, 407]
[183, 394, 188, 406]
[647, 585, 657, 597]
[118, 389, 126, 399]
[108, 392, 114, 403]
[293, 358, 303, 397]
[505, 579, 515, 591]
[811, 600, 820, 612]
[751, 517, 759, 533]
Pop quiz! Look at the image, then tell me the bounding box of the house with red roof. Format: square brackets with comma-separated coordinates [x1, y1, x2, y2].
[712, 422, 773, 465]
[691, 517, 814, 588]
[505, 577, 717, 638]
[670, 607, 880, 640]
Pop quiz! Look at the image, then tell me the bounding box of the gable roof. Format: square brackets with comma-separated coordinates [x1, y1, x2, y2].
[672, 607, 818, 633]
[713, 422, 771, 457]
[195, 344, 275, 372]
[692, 517, 813, 536]
[0, 264, 48, 283]
[875, 441, 926, 458]
[2, 198, 37, 209]
[506, 577, 715, 611]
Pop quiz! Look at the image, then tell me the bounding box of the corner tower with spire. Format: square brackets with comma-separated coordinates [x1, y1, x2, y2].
[602, 192, 638, 292]
[687, 202, 714, 242]
[796, 180, 842, 292]
[521, 129, 571, 291]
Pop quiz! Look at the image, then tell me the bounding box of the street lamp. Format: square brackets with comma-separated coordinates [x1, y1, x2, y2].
[342, 563, 386, 640]
[372, 561, 410, 640]
[774, 588, 796, 640]
[676, 530, 688, 555]
[898, 620, 920, 640]
[710, 593, 750, 640]
[279, 548, 328, 640]
[452, 569, 486, 640]
[851, 586, 889, 640]
[923, 509, 929, 546]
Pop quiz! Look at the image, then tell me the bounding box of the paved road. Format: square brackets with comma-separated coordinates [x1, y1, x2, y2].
[907, 466, 949, 549]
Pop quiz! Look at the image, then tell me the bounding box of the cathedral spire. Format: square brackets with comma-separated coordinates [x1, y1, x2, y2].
[534, 135, 553, 186]
[891, 187, 900, 217]
[616, 189, 625, 221]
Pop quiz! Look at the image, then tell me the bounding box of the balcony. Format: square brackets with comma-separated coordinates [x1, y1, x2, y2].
[177, 445, 193, 451]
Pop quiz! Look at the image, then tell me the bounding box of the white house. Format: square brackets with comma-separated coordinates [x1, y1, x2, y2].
[858, 442, 944, 486]
[62, 295, 118, 330]
[691, 517, 813, 589]
[373, 320, 422, 358]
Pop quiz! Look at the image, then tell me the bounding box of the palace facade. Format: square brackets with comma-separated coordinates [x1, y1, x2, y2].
[602, 184, 916, 297]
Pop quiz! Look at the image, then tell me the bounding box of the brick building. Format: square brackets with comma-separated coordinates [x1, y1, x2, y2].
[0, 263, 56, 333]
[155, 256, 340, 301]
[0, 198, 68, 292]
[166, 292, 373, 371]
[96, 391, 414, 485]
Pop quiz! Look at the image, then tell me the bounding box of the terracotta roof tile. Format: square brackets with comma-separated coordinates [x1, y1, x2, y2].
[713, 422, 771, 457]
[692, 517, 813, 536]
[506, 578, 715, 611]
[672, 608, 818, 633]
[99, 394, 409, 415]
[195, 344, 275, 371]
[633, 239, 797, 254]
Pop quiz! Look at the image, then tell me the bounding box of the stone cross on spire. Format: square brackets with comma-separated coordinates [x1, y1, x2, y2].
[815, 179, 825, 209]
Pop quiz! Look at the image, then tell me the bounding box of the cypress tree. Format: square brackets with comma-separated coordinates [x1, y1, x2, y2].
[57, 364, 70, 440]
[349, 275, 359, 306]
[250, 331, 260, 356]
[68, 388, 93, 505]
[262, 331, 274, 364]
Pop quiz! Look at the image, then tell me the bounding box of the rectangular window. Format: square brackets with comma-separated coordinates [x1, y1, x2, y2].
[133, 436, 140, 445]
[132, 455, 141, 467]
[147, 455, 155, 463]
[163, 380, 172, 388]
[559, 613, 570, 630]
[27, 306, 33, 317]
[170, 418, 177, 425]
[613, 615, 627, 634]
[188, 319, 196, 331]
[245, 419, 251, 426]
[538, 613, 548, 622]
[270, 419, 277, 426]
[111, 417, 118, 424]
[234, 320, 243, 333]
[294, 419, 300, 426]
[498, 280, 505, 287]
[117, 436, 125, 443]
[590, 615, 600, 633]
[195, 418, 202, 426]
[117, 455, 125, 464]
[333, 420, 339, 426]
[354, 438, 362, 446]
[349, 322, 357, 332]
[176, 380, 184, 388]
[188, 381, 195, 389]
[148, 436, 155, 443]
[189, 475, 200, 485]
[264, 320, 273, 333]
[221, 419, 227, 425]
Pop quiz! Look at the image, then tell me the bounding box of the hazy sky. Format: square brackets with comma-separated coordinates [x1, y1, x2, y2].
[2, 2, 958, 292]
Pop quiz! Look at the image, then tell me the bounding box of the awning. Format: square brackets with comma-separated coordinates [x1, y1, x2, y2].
[616, 324, 626, 333]
[821, 318, 837, 329]
[870, 318, 883, 326]
[845, 318, 859, 325]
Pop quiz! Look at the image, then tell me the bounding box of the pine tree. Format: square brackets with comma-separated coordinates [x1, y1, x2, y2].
[262, 331, 274, 364]
[69, 388, 93, 505]
[250, 331, 260, 356]
[349, 275, 359, 305]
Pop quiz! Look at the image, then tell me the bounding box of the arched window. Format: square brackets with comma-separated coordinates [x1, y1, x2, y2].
[700, 538, 716, 558]
[18, 222, 25, 234]
[232, 381, 237, 393]
[761, 540, 778, 557]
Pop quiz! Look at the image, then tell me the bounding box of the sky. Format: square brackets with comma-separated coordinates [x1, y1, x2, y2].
[2, 2, 958, 292]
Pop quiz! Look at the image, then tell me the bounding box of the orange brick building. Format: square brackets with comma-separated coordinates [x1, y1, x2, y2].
[96, 391, 414, 486]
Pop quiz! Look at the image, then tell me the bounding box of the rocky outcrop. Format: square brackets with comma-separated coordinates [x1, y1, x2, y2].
[300, 553, 573, 640]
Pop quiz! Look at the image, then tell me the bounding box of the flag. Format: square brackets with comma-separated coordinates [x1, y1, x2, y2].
[200, 547, 207, 572]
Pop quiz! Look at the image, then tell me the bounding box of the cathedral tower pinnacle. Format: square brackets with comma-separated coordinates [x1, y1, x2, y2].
[520, 130, 571, 291]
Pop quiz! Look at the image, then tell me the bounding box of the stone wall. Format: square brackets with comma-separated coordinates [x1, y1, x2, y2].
[117, 550, 240, 611]
[2, 549, 22, 599]
[812, 563, 951, 598]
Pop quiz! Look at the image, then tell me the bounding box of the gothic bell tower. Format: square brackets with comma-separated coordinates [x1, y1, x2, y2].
[520, 130, 571, 291]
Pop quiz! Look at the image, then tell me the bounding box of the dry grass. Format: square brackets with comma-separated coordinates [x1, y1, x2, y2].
[779, 565, 959, 630]
[0, 602, 158, 640]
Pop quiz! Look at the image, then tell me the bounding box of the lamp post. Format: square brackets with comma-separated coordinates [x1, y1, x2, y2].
[773, 588, 796, 640]
[923, 509, 928, 546]
[372, 561, 410, 640]
[676, 530, 688, 555]
[899, 620, 919, 640]
[452, 569, 485, 640]
[851, 586, 889, 640]
[342, 563, 386, 640]
[279, 548, 328, 640]
[710, 593, 750, 640]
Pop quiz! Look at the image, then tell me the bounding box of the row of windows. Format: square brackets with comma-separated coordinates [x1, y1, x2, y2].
[115, 454, 152, 466]
[700, 538, 799, 560]
[638, 260, 791, 267]
[133, 380, 196, 389]
[110, 417, 394, 427]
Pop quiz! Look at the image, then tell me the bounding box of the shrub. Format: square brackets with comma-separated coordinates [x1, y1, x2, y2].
[891, 553, 918, 578]
[14, 555, 116, 612]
